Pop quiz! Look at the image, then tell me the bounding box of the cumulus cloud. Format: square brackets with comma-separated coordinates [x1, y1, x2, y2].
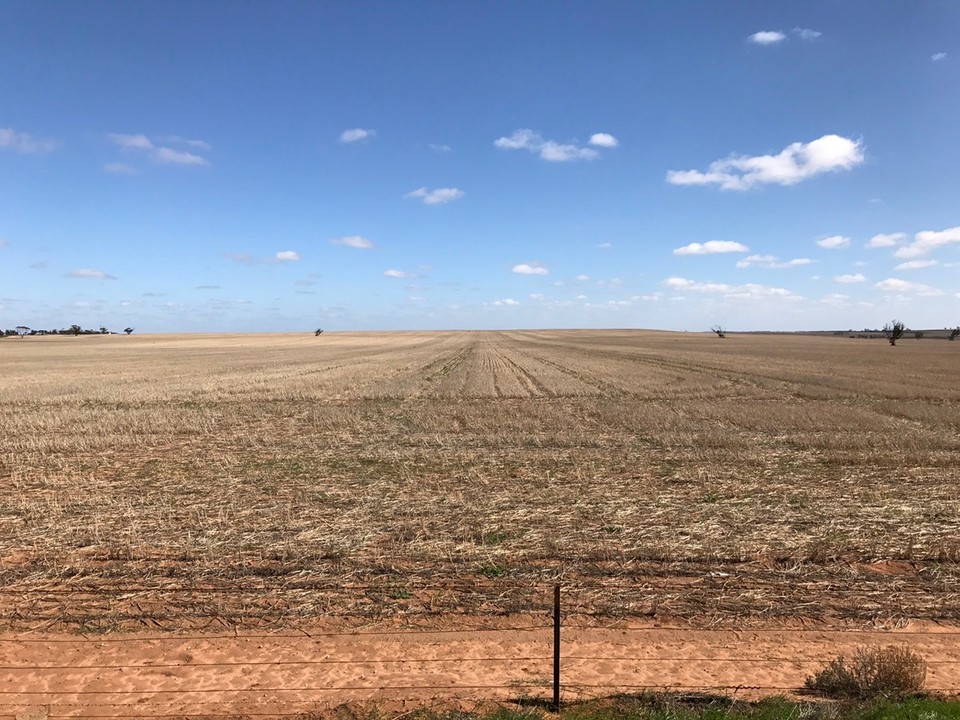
[895, 259, 938, 270]
[663, 276, 801, 300]
[817, 235, 851, 249]
[495, 129, 599, 162]
[512, 262, 549, 275]
[749, 31, 786, 45]
[589, 133, 619, 148]
[736, 255, 814, 269]
[405, 187, 464, 205]
[674, 240, 749, 255]
[893, 226, 960, 259]
[384, 269, 407, 278]
[275, 250, 300, 262]
[793, 27, 822, 40]
[834, 273, 866, 283]
[493, 298, 520, 306]
[331, 235, 374, 249]
[109, 132, 209, 166]
[0, 127, 58, 154]
[866, 232, 905, 248]
[339, 128, 375, 143]
[67, 268, 116, 280]
[874, 278, 943, 296]
[667, 134, 864, 191]
[932, 52, 947, 62]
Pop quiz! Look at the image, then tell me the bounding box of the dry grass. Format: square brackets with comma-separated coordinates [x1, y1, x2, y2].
[1, 330, 958, 630]
[804, 645, 928, 699]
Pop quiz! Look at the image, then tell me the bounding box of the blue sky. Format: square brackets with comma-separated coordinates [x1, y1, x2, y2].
[1, 0, 958, 332]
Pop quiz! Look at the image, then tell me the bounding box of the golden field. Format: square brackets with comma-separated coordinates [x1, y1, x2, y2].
[1, 330, 958, 630]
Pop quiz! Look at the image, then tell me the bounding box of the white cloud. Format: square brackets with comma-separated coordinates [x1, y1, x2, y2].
[589, 133, 619, 148]
[339, 128, 375, 143]
[512, 262, 549, 275]
[495, 129, 599, 162]
[866, 232, 905, 248]
[894, 226, 960, 259]
[428, 143, 451, 152]
[384, 269, 407, 278]
[275, 251, 300, 262]
[674, 240, 749, 255]
[493, 298, 520, 306]
[575, 274, 590, 281]
[932, 52, 947, 62]
[793, 28, 822, 40]
[662, 276, 801, 300]
[895, 259, 938, 270]
[530, 293, 544, 300]
[67, 268, 116, 280]
[575, 294, 588, 300]
[166, 136, 211, 151]
[749, 31, 786, 45]
[0, 127, 57, 154]
[817, 235, 851, 249]
[667, 134, 864, 191]
[874, 278, 943, 296]
[596, 242, 612, 249]
[405, 187, 465, 205]
[736, 254, 814, 269]
[109, 132, 210, 166]
[834, 273, 866, 283]
[331, 235, 374, 249]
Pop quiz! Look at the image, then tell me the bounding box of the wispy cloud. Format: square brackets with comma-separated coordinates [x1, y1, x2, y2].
[493, 298, 520, 306]
[866, 232, 905, 248]
[495, 129, 602, 162]
[228, 250, 301, 265]
[589, 133, 619, 148]
[405, 187, 464, 205]
[793, 27, 822, 40]
[67, 268, 116, 280]
[428, 143, 451, 153]
[874, 278, 943, 296]
[109, 133, 210, 166]
[663, 276, 801, 300]
[748, 31, 786, 45]
[834, 273, 866, 283]
[339, 128, 375, 144]
[674, 240, 749, 255]
[331, 235, 374, 249]
[275, 250, 300, 262]
[0, 127, 58, 154]
[596, 242, 612, 249]
[895, 259, 938, 270]
[104, 162, 137, 174]
[817, 235, 851, 249]
[384, 269, 407, 278]
[932, 52, 947, 62]
[736, 254, 814, 269]
[893, 226, 960, 259]
[512, 262, 549, 275]
[667, 135, 864, 191]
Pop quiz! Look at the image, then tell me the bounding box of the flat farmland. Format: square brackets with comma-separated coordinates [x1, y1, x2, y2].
[1, 329, 959, 630]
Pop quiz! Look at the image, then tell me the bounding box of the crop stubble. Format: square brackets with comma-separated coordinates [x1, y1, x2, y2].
[0, 330, 958, 631]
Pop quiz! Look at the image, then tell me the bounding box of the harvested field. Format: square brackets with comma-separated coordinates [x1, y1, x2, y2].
[1, 330, 959, 631]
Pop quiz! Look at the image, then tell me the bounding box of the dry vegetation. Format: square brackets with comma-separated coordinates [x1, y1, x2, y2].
[1, 330, 958, 631]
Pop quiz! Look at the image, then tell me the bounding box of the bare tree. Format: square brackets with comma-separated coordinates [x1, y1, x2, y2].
[883, 320, 905, 346]
[711, 325, 726, 339]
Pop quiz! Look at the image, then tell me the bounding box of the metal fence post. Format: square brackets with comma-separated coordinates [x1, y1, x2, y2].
[553, 583, 561, 712]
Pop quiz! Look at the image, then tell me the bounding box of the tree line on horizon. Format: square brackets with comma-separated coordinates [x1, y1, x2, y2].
[1, 325, 134, 337]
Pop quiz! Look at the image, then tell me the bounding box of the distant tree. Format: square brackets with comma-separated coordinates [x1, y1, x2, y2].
[69, 324, 81, 336]
[883, 320, 906, 346]
[914, 331, 924, 340]
[711, 325, 726, 339]
[99, 326, 108, 334]
[315, 328, 324, 336]
[124, 327, 134, 335]
[949, 327, 959, 342]
[15, 325, 30, 338]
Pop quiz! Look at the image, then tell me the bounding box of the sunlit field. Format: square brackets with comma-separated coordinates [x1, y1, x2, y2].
[1, 330, 958, 631]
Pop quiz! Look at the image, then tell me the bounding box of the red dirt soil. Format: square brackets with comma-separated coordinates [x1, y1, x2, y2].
[1, 617, 959, 719]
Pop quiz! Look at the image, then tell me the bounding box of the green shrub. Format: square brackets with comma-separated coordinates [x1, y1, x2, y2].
[804, 645, 927, 700]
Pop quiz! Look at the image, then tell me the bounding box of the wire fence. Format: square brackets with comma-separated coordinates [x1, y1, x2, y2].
[0, 583, 958, 719]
